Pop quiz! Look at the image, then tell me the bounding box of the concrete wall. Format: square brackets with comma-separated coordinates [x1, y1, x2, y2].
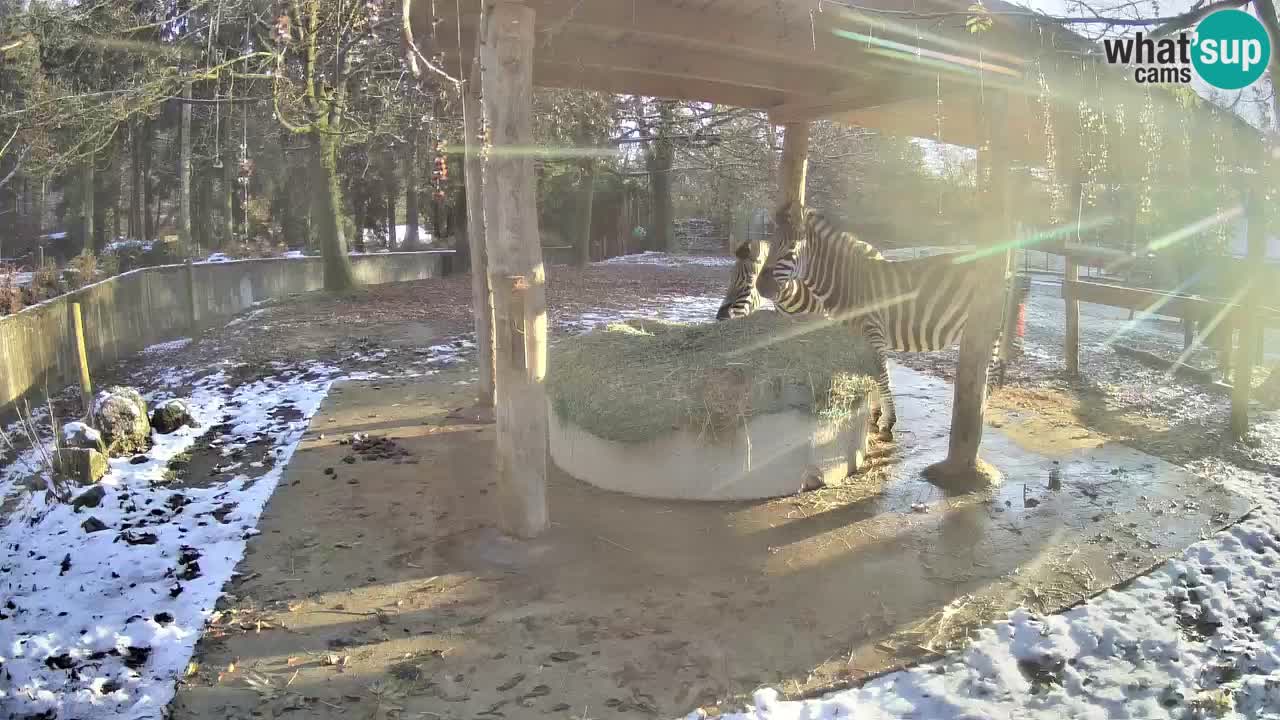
[0, 252, 450, 413]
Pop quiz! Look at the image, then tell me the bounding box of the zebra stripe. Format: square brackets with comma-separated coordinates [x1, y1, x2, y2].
[716, 239, 824, 320]
[765, 202, 1011, 439]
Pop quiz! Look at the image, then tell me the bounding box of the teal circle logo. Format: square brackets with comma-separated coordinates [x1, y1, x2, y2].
[1192, 10, 1271, 90]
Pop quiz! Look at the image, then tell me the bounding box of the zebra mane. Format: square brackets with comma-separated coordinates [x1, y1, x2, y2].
[801, 207, 885, 261]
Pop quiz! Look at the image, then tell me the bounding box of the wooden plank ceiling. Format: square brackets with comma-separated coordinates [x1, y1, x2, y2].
[418, 0, 1255, 162]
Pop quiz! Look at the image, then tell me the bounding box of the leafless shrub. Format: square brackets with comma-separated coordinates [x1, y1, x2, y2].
[0, 398, 76, 503]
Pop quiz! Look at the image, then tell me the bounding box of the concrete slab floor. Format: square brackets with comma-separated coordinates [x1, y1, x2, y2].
[169, 363, 1251, 720]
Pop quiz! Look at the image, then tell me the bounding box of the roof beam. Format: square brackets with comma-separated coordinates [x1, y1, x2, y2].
[767, 81, 936, 124]
[532, 63, 797, 109]
[434, 0, 880, 78]
[439, 31, 854, 102]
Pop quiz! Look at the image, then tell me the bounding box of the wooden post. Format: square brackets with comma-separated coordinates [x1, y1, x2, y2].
[777, 122, 810, 209]
[1054, 91, 1084, 376]
[1061, 168, 1083, 376]
[924, 88, 1011, 488]
[1231, 183, 1265, 438]
[71, 302, 92, 414]
[463, 60, 496, 407]
[480, 1, 548, 538]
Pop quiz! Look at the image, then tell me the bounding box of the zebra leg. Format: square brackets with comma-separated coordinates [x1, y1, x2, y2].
[867, 339, 896, 441]
[986, 331, 1007, 389]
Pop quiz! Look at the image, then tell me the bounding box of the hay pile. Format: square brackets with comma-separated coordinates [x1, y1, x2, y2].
[547, 313, 879, 443]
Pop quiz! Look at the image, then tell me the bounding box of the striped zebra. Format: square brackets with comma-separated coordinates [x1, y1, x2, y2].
[716, 239, 830, 320]
[757, 201, 1011, 440]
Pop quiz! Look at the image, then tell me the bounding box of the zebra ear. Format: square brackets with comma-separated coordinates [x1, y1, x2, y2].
[734, 242, 753, 260]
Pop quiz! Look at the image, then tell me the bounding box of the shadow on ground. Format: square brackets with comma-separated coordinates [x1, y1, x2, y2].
[169, 365, 1250, 720]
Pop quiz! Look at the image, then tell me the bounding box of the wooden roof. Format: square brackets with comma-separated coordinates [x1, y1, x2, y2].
[419, 0, 1261, 165]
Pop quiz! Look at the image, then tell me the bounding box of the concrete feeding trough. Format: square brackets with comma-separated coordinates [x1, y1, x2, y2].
[546, 314, 879, 501]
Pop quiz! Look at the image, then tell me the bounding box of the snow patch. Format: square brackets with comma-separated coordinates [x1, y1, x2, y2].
[142, 338, 192, 355]
[596, 251, 734, 268]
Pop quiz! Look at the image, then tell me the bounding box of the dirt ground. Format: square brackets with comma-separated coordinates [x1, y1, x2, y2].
[168, 360, 1248, 720]
[23, 258, 1260, 720]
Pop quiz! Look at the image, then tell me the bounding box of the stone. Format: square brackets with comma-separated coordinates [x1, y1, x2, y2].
[93, 386, 151, 455]
[55, 447, 109, 485]
[151, 399, 196, 434]
[81, 516, 108, 533]
[71, 485, 107, 511]
[61, 421, 104, 451]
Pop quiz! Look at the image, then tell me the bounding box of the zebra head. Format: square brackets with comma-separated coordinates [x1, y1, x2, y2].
[757, 200, 805, 301]
[716, 240, 766, 320]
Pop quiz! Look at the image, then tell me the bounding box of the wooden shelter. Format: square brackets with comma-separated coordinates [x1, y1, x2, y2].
[412, 0, 1267, 535]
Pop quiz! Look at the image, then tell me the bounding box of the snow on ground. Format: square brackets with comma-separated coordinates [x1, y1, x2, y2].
[6, 254, 1280, 719]
[555, 293, 723, 333]
[701, 464, 1280, 720]
[0, 366, 343, 718]
[361, 225, 433, 246]
[0, 351, 472, 718]
[141, 338, 192, 354]
[687, 281, 1280, 720]
[596, 250, 734, 268]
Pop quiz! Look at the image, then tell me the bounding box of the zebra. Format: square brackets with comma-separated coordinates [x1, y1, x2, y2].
[756, 201, 1012, 440]
[716, 238, 831, 320]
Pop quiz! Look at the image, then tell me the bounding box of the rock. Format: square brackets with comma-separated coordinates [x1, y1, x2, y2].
[61, 422, 105, 451]
[55, 447, 109, 485]
[71, 485, 107, 511]
[93, 386, 151, 455]
[81, 516, 108, 533]
[151, 399, 196, 434]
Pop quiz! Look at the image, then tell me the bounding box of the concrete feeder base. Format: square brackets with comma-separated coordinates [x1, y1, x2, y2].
[548, 399, 871, 502]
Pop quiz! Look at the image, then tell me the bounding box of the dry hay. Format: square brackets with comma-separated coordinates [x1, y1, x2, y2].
[547, 312, 878, 443]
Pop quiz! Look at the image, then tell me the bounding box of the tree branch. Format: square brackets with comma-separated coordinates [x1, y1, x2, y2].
[827, 0, 1251, 31]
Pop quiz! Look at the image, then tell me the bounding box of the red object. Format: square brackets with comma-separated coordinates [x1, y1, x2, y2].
[1017, 302, 1027, 337]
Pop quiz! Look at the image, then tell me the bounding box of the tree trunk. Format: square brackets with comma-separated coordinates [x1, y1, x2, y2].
[80, 160, 95, 255]
[480, 2, 548, 538]
[309, 129, 357, 290]
[196, 169, 214, 252]
[143, 119, 154, 242]
[112, 188, 122, 242]
[463, 64, 495, 406]
[384, 149, 398, 248]
[223, 126, 239, 248]
[648, 100, 676, 252]
[178, 80, 193, 256]
[92, 162, 108, 251]
[129, 120, 142, 240]
[404, 116, 420, 249]
[576, 159, 597, 266]
[34, 178, 45, 243]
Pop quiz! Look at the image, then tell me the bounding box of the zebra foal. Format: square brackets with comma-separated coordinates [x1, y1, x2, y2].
[756, 201, 1010, 440]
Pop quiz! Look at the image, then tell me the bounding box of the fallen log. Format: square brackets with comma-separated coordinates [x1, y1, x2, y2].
[1111, 344, 1232, 395]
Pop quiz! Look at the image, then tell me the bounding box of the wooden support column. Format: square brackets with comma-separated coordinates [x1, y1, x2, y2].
[479, 1, 548, 538]
[924, 88, 1011, 488]
[1231, 182, 1266, 438]
[1063, 187, 1082, 376]
[777, 122, 810, 209]
[72, 302, 93, 415]
[463, 59, 496, 407]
